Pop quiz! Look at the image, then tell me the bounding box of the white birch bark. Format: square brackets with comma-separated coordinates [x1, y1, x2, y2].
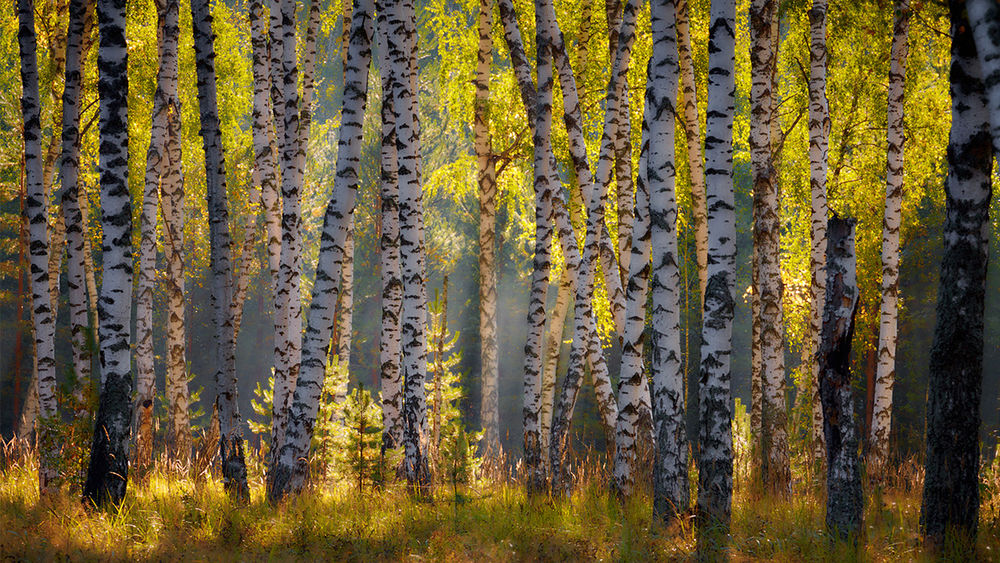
[268, 0, 374, 499]
[697, 0, 736, 527]
[60, 0, 92, 419]
[18, 0, 58, 493]
[806, 0, 830, 469]
[191, 0, 248, 499]
[749, 0, 789, 496]
[83, 0, 133, 507]
[476, 0, 500, 454]
[609, 0, 653, 498]
[676, 0, 707, 297]
[377, 0, 404, 450]
[134, 6, 170, 472]
[869, 0, 910, 476]
[645, 0, 688, 515]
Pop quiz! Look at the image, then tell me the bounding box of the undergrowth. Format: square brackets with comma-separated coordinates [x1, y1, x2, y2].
[1, 444, 998, 562]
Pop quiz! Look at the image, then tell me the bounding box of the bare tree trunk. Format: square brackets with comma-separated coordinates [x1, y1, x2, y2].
[476, 0, 500, 453]
[697, 0, 736, 530]
[870, 0, 910, 477]
[268, 0, 374, 500]
[921, 0, 993, 546]
[83, 0, 134, 507]
[818, 216, 862, 539]
[191, 0, 248, 500]
[750, 0, 789, 496]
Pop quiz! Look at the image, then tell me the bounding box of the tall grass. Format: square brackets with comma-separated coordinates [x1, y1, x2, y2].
[1, 438, 998, 561]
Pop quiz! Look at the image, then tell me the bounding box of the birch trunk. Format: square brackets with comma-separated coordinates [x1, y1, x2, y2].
[18, 0, 58, 493]
[60, 0, 92, 420]
[523, 1, 556, 491]
[392, 0, 432, 488]
[869, 0, 910, 476]
[920, 0, 994, 544]
[191, 0, 249, 500]
[644, 0, 688, 516]
[612, 0, 661, 498]
[749, 0, 789, 496]
[268, 0, 373, 499]
[696, 0, 736, 528]
[676, 0, 707, 298]
[818, 216, 862, 539]
[477, 0, 500, 454]
[378, 1, 404, 450]
[540, 266, 572, 462]
[806, 0, 830, 470]
[134, 29, 164, 474]
[83, 0, 133, 506]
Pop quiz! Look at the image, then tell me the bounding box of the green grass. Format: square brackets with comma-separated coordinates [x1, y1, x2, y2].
[1, 454, 998, 561]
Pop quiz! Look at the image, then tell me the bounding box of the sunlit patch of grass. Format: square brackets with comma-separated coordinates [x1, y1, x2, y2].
[2, 451, 1000, 561]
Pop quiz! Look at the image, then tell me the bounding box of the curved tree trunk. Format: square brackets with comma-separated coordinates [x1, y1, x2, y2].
[806, 0, 830, 472]
[920, 0, 994, 546]
[268, 0, 374, 500]
[191, 0, 248, 500]
[697, 0, 736, 529]
[83, 0, 133, 507]
[18, 0, 58, 494]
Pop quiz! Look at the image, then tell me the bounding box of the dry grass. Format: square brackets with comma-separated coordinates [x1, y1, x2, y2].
[1, 441, 998, 561]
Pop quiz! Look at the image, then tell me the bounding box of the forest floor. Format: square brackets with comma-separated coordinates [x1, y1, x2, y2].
[1, 454, 999, 562]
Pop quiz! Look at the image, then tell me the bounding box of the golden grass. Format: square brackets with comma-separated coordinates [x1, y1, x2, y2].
[1, 450, 998, 562]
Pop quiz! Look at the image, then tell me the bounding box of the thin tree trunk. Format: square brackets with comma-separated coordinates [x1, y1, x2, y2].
[391, 0, 432, 489]
[696, 0, 736, 529]
[819, 216, 862, 539]
[645, 0, 688, 516]
[540, 266, 572, 464]
[522, 0, 557, 492]
[60, 0, 92, 421]
[377, 3, 404, 451]
[476, 0, 500, 454]
[806, 0, 830, 472]
[750, 0, 789, 496]
[268, 0, 374, 500]
[920, 0, 993, 545]
[869, 0, 910, 477]
[676, 0, 707, 298]
[191, 0, 248, 500]
[611, 0, 656, 498]
[83, 0, 133, 507]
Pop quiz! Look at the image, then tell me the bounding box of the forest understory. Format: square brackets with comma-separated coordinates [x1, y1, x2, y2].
[3, 442, 1000, 562]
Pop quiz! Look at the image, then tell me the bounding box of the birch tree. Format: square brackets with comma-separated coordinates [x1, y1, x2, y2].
[191, 0, 248, 499]
[269, 0, 374, 499]
[645, 0, 688, 516]
[818, 216, 862, 539]
[869, 0, 910, 476]
[697, 0, 736, 528]
[83, 0, 133, 507]
[477, 0, 500, 454]
[806, 0, 830, 470]
[59, 0, 93, 422]
[378, 0, 404, 450]
[18, 0, 58, 493]
[920, 0, 995, 545]
[159, 0, 188, 463]
[749, 0, 789, 496]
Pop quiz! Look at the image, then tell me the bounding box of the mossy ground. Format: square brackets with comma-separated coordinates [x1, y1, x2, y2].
[1, 452, 998, 561]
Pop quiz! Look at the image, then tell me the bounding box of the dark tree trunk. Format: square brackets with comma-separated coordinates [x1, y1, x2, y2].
[818, 215, 862, 539]
[920, 0, 992, 545]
